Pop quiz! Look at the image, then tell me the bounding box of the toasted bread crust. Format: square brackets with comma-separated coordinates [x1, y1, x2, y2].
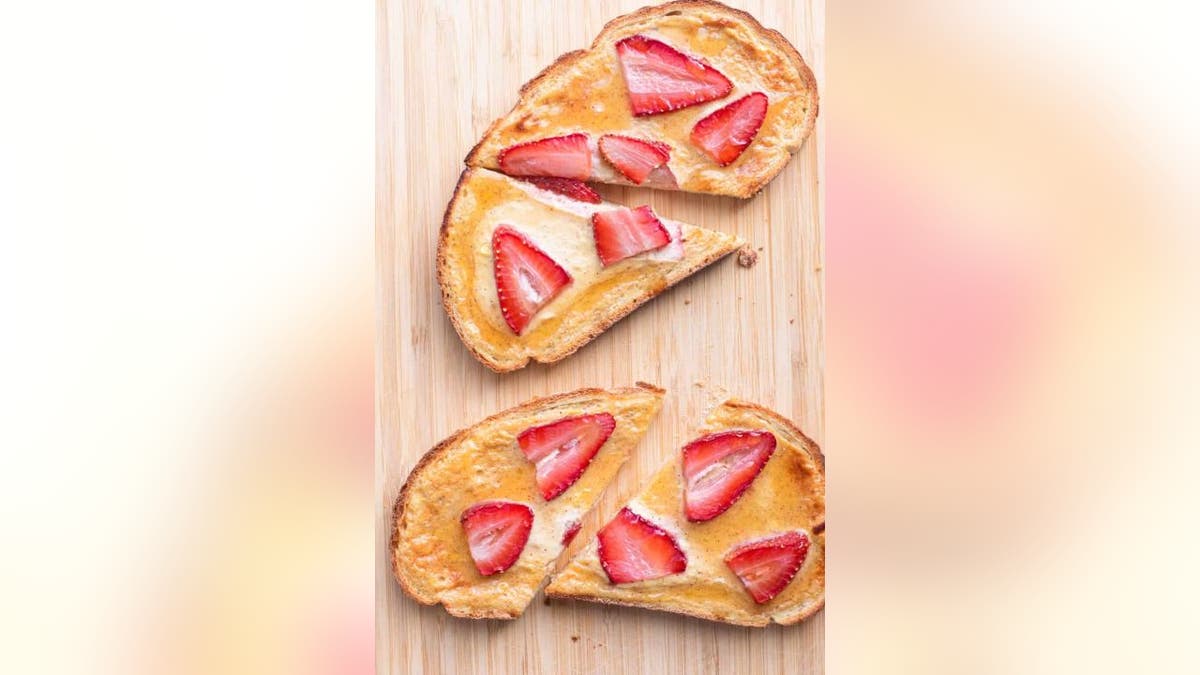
[544, 397, 825, 627]
[464, 0, 819, 199]
[390, 383, 666, 618]
[719, 398, 824, 626]
[545, 589, 824, 628]
[721, 398, 825, 477]
[436, 168, 740, 373]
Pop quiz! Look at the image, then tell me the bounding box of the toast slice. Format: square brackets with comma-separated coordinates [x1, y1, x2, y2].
[545, 398, 825, 626]
[465, 0, 818, 198]
[438, 168, 741, 372]
[391, 383, 665, 619]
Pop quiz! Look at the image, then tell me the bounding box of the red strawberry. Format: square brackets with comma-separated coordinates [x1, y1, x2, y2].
[591, 205, 671, 266]
[498, 133, 592, 180]
[492, 225, 572, 335]
[724, 531, 811, 604]
[460, 501, 534, 576]
[615, 35, 733, 115]
[598, 134, 671, 184]
[682, 430, 776, 522]
[642, 164, 679, 190]
[690, 92, 769, 166]
[562, 520, 582, 546]
[517, 413, 616, 500]
[597, 507, 687, 584]
[520, 176, 601, 204]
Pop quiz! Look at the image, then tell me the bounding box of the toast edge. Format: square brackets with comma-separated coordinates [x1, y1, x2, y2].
[463, 0, 820, 199]
[544, 397, 826, 627]
[389, 383, 668, 618]
[436, 168, 744, 373]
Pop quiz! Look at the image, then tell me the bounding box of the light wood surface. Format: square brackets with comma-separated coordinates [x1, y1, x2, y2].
[377, 1, 824, 672]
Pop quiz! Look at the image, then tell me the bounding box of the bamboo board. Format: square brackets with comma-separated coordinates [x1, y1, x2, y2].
[377, 1, 824, 672]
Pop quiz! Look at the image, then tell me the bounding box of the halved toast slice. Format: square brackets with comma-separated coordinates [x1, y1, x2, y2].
[465, 0, 818, 198]
[545, 398, 825, 626]
[391, 383, 665, 619]
[438, 168, 741, 372]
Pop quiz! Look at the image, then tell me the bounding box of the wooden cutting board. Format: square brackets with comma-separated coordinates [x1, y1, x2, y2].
[376, 0, 824, 672]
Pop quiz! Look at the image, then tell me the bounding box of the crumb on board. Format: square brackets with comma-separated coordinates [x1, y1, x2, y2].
[571, 636, 580, 642]
[790, 319, 795, 324]
[736, 246, 759, 268]
[683, 299, 691, 305]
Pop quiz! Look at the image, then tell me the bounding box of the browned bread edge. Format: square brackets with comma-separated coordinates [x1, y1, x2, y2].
[463, 0, 819, 199]
[545, 397, 825, 627]
[389, 382, 667, 618]
[436, 168, 740, 373]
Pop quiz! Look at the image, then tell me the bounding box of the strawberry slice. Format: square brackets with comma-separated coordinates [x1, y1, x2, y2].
[460, 501, 534, 576]
[597, 507, 687, 584]
[492, 225, 572, 335]
[615, 35, 733, 116]
[517, 413, 616, 500]
[520, 176, 601, 204]
[682, 430, 776, 522]
[598, 134, 671, 184]
[561, 520, 582, 546]
[591, 205, 671, 266]
[498, 133, 592, 180]
[690, 92, 769, 166]
[642, 164, 679, 190]
[724, 531, 811, 604]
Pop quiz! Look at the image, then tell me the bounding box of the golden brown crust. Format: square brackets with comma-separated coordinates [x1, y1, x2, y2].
[546, 590, 824, 627]
[544, 397, 825, 627]
[463, 45, 591, 168]
[389, 383, 665, 616]
[434, 168, 476, 366]
[437, 168, 740, 373]
[706, 397, 826, 626]
[464, 0, 818, 199]
[721, 398, 825, 475]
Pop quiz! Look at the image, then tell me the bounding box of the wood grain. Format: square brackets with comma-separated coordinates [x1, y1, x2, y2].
[377, 1, 824, 672]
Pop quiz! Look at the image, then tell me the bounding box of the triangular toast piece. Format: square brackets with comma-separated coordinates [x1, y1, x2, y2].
[391, 384, 665, 619]
[438, 168, 740, 372]
[465, 0, 818, 198]
[545, 398, 825, 626]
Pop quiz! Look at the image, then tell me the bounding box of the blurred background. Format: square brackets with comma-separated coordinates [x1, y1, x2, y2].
[827, 1, 1198, 673]
[0, 1, 373, 674]
[0, 0, 1196, 673]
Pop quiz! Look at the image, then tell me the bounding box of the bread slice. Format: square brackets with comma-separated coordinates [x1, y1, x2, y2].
[465, 0, 818, 198]
[391, 383, 665, 619]
[438, 168, 741, 372]
[545, 398, 825, 626]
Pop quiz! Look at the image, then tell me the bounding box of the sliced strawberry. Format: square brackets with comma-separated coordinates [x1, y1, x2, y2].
[517, 413, 616, 500]
[690, 92, 769, 166]
[520, 176, 601, 204]
[492, 225, 572, 335]
[597, 507, 687, 584]
[498, 133, 592, 180]
[682, 430, 776, 522]
[642, 164, 679, 190]
[591, 205, 671, 266]
[615, 35, 733, 115]
[724, 531, 811, 604]
[562, 520, 582, 546]
[460, 501, 534, 576]
[598, 134, 671, 184]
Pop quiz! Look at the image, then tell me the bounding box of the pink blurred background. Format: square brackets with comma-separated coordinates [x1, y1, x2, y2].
[827, 1, 1197, 673]
[2, 0, 1197, 673]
